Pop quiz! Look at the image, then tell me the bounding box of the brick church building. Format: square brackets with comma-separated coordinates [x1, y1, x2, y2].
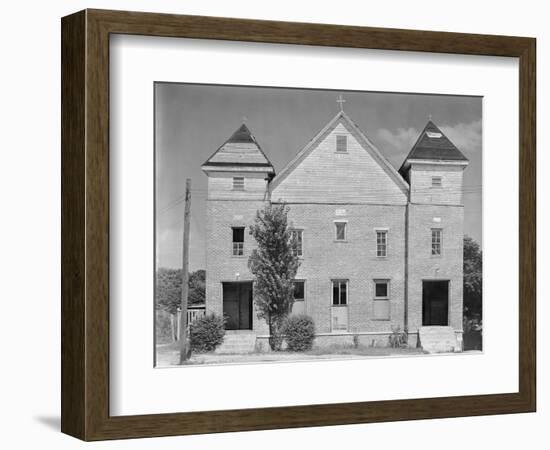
[201, 107, 468, 350]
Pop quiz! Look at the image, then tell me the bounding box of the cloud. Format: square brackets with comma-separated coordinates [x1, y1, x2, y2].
[156, 227, 181, 268]
[375, 127, 419, 153]
[440, 119, 482, 156]
[157, 216, 206, 270]
[374, 127, 419, 168]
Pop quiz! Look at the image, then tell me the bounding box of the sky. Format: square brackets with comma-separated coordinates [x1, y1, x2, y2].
[156, 83, 482, 271]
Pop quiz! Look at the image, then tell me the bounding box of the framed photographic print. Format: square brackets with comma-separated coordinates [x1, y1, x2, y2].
[61, 9, 536, 441]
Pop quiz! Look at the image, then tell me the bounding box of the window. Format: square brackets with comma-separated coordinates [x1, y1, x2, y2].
[431, 228, 442, 256]
[332, 279, 348, 305]
[374, 280, 389, 299]
[232, 227, 244, 256]
[432, 176, 442, 187]
[373, 280, 390, 320]
[293, 280, 305, 301]
[233, 177, 245, 190]
[336, 135, 347, 152]
[376, 230, 388, 257]
[335, 222, 347, 241]
[290, 229, 303, 257]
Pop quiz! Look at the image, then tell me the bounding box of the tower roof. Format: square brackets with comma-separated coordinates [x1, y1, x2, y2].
[398, 121, 468, 176]
[202, 123, 274, 172]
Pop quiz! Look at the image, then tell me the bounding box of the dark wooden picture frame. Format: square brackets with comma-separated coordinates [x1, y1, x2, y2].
[61, 9, 536, 441]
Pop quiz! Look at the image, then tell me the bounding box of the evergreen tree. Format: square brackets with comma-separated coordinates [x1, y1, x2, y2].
[248, 203, 301, 350]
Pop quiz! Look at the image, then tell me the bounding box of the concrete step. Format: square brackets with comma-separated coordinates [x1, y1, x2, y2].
[216, 332, 257, 354]
[419, 326, 460, 353]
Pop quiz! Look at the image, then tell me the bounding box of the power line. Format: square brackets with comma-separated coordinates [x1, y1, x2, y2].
[157, 185, 483, 215]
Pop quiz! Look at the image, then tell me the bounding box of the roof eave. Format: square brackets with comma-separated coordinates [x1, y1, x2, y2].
[202, 164, 275, 174]
[399, 158, 469, 174]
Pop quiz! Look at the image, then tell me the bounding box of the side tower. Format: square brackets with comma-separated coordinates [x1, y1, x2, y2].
[399, 121, 469, 346]
[201, 123, 274, 334]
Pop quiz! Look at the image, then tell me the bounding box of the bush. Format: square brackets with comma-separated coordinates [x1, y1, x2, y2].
[189, 313, 225, 353]
[388, 326, 408, 348]
[282, 314, 315, 351]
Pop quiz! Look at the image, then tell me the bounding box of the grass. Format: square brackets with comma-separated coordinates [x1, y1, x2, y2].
[305, 344, 424, 357]
[155, 342, 426, 367]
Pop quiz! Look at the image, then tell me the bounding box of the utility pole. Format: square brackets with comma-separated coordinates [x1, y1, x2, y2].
[179, 178, 191, 363]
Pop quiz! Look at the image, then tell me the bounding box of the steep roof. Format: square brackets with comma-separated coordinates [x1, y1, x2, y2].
[270, 110, 409, 194]
[202, 123, 274, 170]
[399, 121, 468, 176]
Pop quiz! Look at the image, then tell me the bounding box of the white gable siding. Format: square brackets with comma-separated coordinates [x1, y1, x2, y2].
[409, 164, 465, 205]
[207, 172, 268, 201]
[271, 124, 407, 205]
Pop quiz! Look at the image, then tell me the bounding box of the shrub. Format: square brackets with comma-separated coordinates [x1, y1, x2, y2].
[189, 313, 226, 353]
[388, 326, 408, 348]
[282, 314, 315, 351]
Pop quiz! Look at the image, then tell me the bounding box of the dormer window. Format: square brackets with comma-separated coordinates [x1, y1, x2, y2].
[336, 135, 347, 153]
[233, 177, 245, 190]
[426, 131, 442, 138]
[431, 176, 442, 187]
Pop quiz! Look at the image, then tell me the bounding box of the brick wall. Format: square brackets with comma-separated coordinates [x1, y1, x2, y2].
[206, 199, 408, 337]
[274, 202, 406, 334]
[407, 203, 464, 333]
[205, 199, 270, 335]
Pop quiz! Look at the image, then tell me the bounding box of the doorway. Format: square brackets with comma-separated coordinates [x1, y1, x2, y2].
[222, 282, 253, 330]
[422, 280, 449, 326]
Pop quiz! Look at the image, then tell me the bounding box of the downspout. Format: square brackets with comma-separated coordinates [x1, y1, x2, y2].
[404, 176, 410, 337]
[264, 172, 274, 205]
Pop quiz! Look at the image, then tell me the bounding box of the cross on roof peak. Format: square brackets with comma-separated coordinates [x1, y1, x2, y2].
[242, 116, 247, 123]
[336, 94, 346, 112]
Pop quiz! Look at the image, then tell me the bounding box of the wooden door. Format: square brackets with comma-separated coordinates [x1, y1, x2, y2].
[222, 282, 252, 330]
[238, 283, 252, 330]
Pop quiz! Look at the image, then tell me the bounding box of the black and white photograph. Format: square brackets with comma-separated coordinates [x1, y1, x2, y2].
[154, 83, 483, 367]
[2, 0, 543, 447]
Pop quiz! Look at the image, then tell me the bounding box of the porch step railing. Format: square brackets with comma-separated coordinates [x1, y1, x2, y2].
[186, 304, 206, 328]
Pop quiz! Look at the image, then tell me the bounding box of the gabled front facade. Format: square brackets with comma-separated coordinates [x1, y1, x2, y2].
[201, 113, 468, 350]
